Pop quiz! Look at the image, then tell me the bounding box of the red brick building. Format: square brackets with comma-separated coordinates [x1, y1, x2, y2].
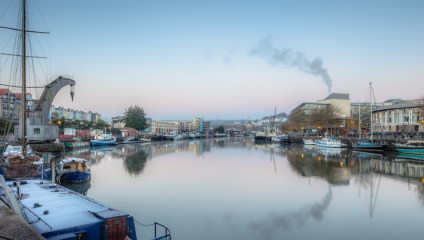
[76, 129, 91, 139]
[121, 127, 138, 137]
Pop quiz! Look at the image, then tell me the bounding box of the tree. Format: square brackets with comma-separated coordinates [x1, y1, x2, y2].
[53, 116, 66, 131]
[123, 105, 147, 130]
[279, 122, 293, 133]
[216, 125, 225, 133]
[111, 128, 121, 135]
[96, 119, 107, 128]
[288, 109, 306, 135]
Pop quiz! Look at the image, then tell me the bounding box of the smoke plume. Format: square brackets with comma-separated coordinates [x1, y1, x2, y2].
[250, 185, 332, 239]
[250, 36, 333, 95]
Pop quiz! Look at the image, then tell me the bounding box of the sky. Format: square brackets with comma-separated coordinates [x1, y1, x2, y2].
[0, 0, 423, 120]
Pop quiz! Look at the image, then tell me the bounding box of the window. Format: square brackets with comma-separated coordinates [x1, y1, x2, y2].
[53, 128, 57, 134]
[34, 128, 40, 134]
[45, 128, 50, 134]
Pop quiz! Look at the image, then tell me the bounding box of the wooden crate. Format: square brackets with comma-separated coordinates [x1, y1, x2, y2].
[6, 165, 38, 178]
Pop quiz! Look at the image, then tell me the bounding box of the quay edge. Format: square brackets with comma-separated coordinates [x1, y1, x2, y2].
[0, 198, 45, 240]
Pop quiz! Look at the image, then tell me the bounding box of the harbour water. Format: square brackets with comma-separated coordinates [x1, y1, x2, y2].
[65, 138, 424, 240]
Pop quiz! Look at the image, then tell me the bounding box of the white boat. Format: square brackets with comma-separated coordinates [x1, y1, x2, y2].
[173, 134, 184, 140]
[163, 132, 178, 140]
[2, 145, 33, 157]
[271, 136, 281, 142]
[316, 133, 343, 148]
[189, 134, 195, 139]
[235, 134, 244, 137]
[303, 139, 316, 145]
[225, 134, 231, 137]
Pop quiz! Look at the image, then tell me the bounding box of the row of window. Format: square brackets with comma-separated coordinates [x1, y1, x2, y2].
[34, 128, 58, 135]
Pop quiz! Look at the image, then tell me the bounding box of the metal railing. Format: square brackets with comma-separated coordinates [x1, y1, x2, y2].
[153, 222, 171, 240]
[3, 105, 8, 109]
[3, 99, 8, 103]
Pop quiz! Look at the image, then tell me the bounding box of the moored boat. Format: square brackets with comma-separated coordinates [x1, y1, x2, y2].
[316, 133, 343, 148]
[352, 139, 386, 152]
[65, 142, 90, 149]
[189, 134, 195, 139]
[163, 132, 178, 140]
[90, 134, 117, 146]
[395, 141, 424, 155]
[303, 139, 316, 145]
[45, 158, 91, 184]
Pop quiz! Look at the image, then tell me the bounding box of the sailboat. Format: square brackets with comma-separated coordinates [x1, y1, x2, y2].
[0, 0, 46, 180]
[353, 83, 387, 152]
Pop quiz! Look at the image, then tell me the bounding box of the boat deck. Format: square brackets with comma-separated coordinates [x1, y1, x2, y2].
[0, 180, 136, 239]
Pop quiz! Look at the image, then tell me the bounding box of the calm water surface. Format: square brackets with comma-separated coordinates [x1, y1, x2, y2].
[64, 138, 424, 240]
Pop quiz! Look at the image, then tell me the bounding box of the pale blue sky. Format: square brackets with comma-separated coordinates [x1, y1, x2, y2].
[0, 0, 423, 120]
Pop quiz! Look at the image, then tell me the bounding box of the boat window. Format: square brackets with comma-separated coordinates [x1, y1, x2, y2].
[34, 128, 41, 134]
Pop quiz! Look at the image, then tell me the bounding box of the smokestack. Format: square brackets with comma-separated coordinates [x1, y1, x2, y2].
[250, 36, 333, 95]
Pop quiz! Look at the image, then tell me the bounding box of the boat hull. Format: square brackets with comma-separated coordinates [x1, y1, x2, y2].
[90, 139, 116, 146]
[60, 171, 91, 183]
[396, 146, 424, 155]
[352, 145, 386, 152]
[255, 136, 269, 141]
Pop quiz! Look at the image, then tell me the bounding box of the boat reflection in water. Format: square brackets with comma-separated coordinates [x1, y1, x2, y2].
[60, 140, 424, 240]
[61, 180, 91, 196]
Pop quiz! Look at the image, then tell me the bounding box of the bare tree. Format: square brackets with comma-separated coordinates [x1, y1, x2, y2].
[288, 109, 306, 135]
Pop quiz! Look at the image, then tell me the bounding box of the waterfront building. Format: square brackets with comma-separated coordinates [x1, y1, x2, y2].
[109, 116, 125, 129]
[203, 121, 211, 133]
[121, 127, 138, 137]
[290, 93, 351, 135]
[371, 98, 424, 134]
[85, 111, 93, 121]
[0, 89, 16, 119]
[193, 117, 203, 132]
[151, 120, 179, 134]
[213, 124, 247, 133]
[55, 107, 65, 119]
[140, 118, 152, 133]
[14, 92, 33, 118]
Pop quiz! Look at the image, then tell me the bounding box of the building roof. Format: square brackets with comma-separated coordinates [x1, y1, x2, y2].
[321, 93, 349, 101]
[13, 93, 30, 100]
[0, 89, 10, 96]
[291, 102, 330, 113]
[372, 103, 421, 112]
[383, 98, 402, 103]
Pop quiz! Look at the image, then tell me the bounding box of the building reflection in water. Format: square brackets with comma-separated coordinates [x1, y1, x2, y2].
[62, 139, 424, 209]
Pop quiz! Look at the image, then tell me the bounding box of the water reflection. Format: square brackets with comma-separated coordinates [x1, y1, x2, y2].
[251, 185, 332, 239]
[61, 180, 91, 196]
[122, 149, 149, 176]
[61, 139, 424, 240]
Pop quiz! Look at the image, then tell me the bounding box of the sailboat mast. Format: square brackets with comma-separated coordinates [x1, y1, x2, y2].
[370, 82, 373, 142]
[358, 101, 361, 139]
[21, 0, 27, 155]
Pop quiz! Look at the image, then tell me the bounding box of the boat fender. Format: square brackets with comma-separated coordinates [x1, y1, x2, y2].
[43, 210, 49, 215]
